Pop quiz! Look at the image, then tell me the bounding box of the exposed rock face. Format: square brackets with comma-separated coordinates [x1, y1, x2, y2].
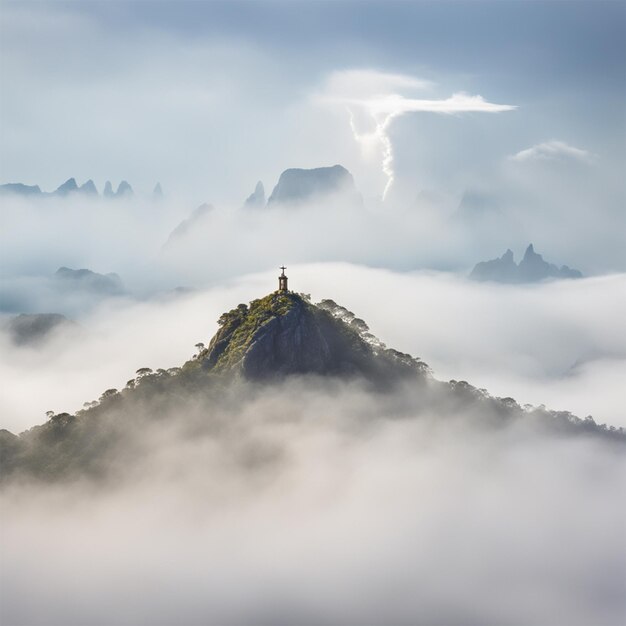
[4, 313, 77, 346]
[55, 267, 124, 295]
[243, 181, 265, 208]
[54, 178, 79, 196]
[103, 181, 115, 197]
[0, 183, 42, 196]
[267, 165, 360, 206]
[1, 290, 623, 483]
[471, 244, 582, 283]
[202, 292, 424, 382]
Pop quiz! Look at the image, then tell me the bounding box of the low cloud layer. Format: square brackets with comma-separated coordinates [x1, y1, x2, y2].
[1, 264, 625, 433]
[2, 379, 625, 625]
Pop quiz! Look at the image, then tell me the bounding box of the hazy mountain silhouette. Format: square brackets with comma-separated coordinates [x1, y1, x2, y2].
[54, 178, 79, 196]
[471, 244, 582, 283]
[1, 178, 133, 198]
[79, 179, 98, 195]
[116, 181, 133, 197]
[55, 267, 124, 295]
[3, 313, 78, 346]
[0, 183, 42, 196]
[165, 203, 214, 244]
[243, 181, 265, 208]
[267, 165, 362, 207]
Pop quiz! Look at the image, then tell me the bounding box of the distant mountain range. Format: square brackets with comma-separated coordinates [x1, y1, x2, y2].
[0, 178, 163, 199]
[471, 244, 583, 283]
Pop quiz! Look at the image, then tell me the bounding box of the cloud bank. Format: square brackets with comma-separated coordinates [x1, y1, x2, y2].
[320, 70, 516, 198]
[2, 264, 625, 434]
[1, 378, 625, 626]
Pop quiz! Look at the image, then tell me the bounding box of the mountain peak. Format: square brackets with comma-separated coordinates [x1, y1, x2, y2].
[244, 180, 265, 208]
[116, 181, 133, 197]
[79, 179, 98, 195]
[195, 290, 424, 382]
[55, 178, 78, 196]
[267, 164, 360, 206]
[471, 244, 582, 283]
[523, 243, 538, 259]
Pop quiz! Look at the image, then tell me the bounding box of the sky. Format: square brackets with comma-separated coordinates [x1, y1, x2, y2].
[1, 4, 626, 624]
[1, 1, 625, 205]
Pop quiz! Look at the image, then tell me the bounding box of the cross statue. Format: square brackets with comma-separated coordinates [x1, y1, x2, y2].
[280, 266, 287, 275]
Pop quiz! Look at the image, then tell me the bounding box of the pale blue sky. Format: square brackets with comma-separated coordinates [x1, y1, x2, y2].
[1, 0, 624, 204]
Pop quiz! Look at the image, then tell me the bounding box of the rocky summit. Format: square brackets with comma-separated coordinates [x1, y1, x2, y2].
[1, 283, 621, 483]
[198, 291, 424, 381]
[267, 164, 361, 206]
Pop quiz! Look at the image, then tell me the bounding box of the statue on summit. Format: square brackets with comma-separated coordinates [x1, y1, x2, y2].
[278, 266, 288, 292]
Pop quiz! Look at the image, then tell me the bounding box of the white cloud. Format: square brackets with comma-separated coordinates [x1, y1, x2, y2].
[319, 70, 516, 198]
[2, 378, 625, 626]
[2, 264, 625, 432]
[510, 140, 594, 163]
[323, 69, 434, 99]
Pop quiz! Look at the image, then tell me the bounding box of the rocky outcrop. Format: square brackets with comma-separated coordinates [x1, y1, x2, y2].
[201, 292, 425, 382]
[267, 165, 361, 207]
[103, 181, 115, 197]
[471, 244, 582, 283]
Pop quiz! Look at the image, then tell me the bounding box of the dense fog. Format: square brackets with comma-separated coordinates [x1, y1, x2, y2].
[2, 379, 625, 626]
[1, 263, 625, 433]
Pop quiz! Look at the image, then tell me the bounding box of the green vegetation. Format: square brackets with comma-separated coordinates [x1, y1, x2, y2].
[1, 289, 623, 483]
[212, 292, 299, 370]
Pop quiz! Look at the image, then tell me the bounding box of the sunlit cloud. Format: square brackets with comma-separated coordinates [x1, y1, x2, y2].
[510, 140, 594, 163]
[319, 70, 516, 198]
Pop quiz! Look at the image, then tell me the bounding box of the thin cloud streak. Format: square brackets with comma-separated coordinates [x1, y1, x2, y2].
[510, 140, 594, 163]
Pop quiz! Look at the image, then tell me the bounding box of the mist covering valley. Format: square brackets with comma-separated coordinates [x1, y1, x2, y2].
[1, 1, 626, 625]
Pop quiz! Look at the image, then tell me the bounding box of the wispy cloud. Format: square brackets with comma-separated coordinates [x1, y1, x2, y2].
[510, 140, 594, 163]
[319, 70, 516, 199]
